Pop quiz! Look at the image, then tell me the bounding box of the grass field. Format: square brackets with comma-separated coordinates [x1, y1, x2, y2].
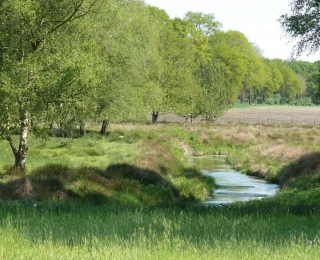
[0, 202, 319, 259]
[157, 105, 320, 124]
[0, 106, 320, 259]
[218, 105, 320, 124]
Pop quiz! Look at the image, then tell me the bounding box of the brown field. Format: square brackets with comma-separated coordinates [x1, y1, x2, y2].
[157, 106, 320, 124]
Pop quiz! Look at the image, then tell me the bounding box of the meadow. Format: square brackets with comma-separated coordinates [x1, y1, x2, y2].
[1, 107, 320, 259]
[1, 203, 319, 259]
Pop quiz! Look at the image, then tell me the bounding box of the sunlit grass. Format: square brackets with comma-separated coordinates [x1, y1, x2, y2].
[0, 133, 144, 174]
[0, 203, 319, 259]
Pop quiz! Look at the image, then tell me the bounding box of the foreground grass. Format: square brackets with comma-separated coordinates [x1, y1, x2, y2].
[0, 202, 319, 259]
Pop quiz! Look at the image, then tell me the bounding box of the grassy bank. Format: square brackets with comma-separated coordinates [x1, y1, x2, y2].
[0, 125, 215, 206]
[1, 122, 320, 204]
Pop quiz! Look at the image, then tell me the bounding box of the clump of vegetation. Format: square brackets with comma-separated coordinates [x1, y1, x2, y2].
[0, 125, 216, 206]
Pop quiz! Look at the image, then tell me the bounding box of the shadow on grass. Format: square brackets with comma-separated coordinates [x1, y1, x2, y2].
[277, 152, 320, 189]
[0, 163, 182, 206]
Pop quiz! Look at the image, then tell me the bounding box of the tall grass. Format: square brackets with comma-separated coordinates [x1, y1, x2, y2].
[0, 132, 143, 173]
[0, 202, 319, 259]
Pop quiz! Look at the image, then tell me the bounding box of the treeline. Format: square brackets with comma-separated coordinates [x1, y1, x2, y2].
[245, 59, 319, 106]
[0, 0, 318, 169]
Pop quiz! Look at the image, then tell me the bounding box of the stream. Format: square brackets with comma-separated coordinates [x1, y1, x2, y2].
[192, 155, 280, 205]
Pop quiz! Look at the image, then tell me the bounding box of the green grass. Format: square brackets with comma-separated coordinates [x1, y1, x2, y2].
[0, 202, 319, 259]
[0, 133, 142, 173]
[1, 122, 320, 258]
[0, 128, 215, 205]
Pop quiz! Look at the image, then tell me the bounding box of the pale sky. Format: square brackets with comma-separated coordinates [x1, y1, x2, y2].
[144, 0, 319, 62]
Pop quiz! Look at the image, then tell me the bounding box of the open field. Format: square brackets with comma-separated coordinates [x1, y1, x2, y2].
[157, 106, 320, 124]
[218, 106, 320, 124]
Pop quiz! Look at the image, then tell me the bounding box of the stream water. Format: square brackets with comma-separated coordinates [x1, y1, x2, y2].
[192, 155, 280, 205]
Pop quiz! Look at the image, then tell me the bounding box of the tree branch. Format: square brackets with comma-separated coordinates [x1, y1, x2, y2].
[48, 0, 98, 35]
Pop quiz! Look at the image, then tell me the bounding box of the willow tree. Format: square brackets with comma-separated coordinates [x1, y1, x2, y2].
[183, 12, 237, 121]
[145, 8, 202, 123]
[0, 0, 99, 170]
[209, 31, 247, 96]
[92, 1, 165, 131]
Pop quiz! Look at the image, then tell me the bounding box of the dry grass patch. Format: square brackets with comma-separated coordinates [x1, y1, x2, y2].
[256, 144, 311, 162]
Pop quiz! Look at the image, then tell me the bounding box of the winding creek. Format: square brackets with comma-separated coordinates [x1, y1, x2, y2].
[192, 155, 280, 205]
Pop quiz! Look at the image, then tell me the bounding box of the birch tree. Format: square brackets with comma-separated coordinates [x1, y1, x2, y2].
[0, 0, 99, 170]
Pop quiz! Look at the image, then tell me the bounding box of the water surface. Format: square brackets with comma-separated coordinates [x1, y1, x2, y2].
[192, 155, 280, 205]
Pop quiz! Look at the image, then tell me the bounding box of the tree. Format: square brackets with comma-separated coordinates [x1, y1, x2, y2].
[197, 59, 235, 122]
[226, 31, 264, 105]
[144, 9, 202, 123]
[210, 31, 247, 93]
[0, 0, 99, 170]
[94, 1, 165, 129]
[286, 60, 319, 101]
[273, 59, 303, 99]
[183, 12, 238, 121]
[262, 60, 284, 98]
[210, 31, 264, 105]
[279, 0, 320, 57]
[183, 11, 221, 37]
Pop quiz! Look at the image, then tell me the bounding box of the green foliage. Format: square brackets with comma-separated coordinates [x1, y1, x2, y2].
[197, 60, 235, 121]
[288, 97, 314, 106]
[0, 0, 101, 169]
[265, 59, 303, 99]
[279, 0, 320, 56]
[265, 94, 282, 105]
[210, 31, 247, 91]
[183, 11, 221, 37]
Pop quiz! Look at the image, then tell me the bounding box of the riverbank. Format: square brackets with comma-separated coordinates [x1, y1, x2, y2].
[1, 122, 320, 210]
[1, 122, 320, 203]
[0, 126, 215, 206]
[1, 121, 320, 258]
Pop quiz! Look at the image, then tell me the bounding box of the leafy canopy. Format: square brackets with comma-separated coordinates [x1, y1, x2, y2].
[279, 0, 320, 57]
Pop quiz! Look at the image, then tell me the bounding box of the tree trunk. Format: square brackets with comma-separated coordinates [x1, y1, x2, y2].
[240, 90, 244, 103]
[80, 123, 86, 137]
[100, 120, 109, 135]
[248, 86, 252, 105]
[7, 109, 29, 170]
[17, 109, 29, 169]
[152, 111, 159, 123]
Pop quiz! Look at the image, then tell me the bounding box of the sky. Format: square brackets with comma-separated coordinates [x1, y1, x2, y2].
[144, 0, 319, 62]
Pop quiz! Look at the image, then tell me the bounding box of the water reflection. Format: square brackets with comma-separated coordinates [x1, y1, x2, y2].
[192, 155, 280, 205]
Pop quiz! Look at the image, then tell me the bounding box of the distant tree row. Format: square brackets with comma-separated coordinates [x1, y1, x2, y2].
[0, 0, 318, 169]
